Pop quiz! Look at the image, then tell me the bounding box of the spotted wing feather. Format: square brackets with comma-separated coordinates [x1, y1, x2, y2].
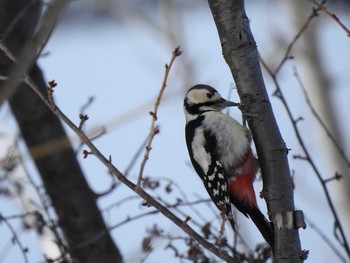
[185, 117, 232, 219]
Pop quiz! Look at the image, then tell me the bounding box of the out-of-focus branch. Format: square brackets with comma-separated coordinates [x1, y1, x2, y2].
[293, 67, 350, 168]
[303, 213, 346, 262]
[292, 67, 350, 258]
[308, 0, 350, 37]
[274, 6, 320, 75]
[1, 137, 68, 260]
[0, 213, 29, 263]
[0, 0, 71, 106]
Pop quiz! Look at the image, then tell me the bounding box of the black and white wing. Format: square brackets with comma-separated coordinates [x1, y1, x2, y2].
[185, 117, 232, 218]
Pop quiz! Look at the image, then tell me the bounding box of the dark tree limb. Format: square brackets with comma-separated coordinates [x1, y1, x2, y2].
[208, 0, 302, 262]
[0, 1, 123, 262]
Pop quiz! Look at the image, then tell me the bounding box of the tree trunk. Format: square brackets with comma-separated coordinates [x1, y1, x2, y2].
[208, 0, 302, 261]
[0, 1, 123, 262]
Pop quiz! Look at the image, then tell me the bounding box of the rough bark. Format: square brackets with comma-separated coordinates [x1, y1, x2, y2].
[208, 0, 302, 261]
[0, 1, 123, 262]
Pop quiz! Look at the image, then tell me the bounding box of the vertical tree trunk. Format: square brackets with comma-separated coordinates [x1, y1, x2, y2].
[0, 1, 123, 262]
[208, 0, 302, 261]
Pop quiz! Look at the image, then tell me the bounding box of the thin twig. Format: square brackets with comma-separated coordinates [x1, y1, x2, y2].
[323, 172, 342, 184]
[73, 210, 160, 250]
[308, 0, 350, 37]
[78, 97, 93, 130]
[16, 142, 70, 259]
[274, 5, 320, 75]
[293, 67, 350, 168]
[2, 137, 68, 258]
[78, 114, 89, 129]
[79, 96, 95, 115]
[77, 198, 222, 254]
[1, 211, 38, 221]
[102, 195, 141, 213]
[0, 214, 29, 263]
[303, 213, 347, 262]
[47, 80, 57, 110]
[154, 176, 211, 226]
[137, 46, 182, 188]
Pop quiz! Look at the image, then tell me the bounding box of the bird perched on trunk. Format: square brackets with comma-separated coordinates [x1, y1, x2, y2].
[183, 84, 274, 249]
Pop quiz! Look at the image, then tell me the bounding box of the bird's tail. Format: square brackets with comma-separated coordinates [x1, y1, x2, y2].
[247, 206, 274, 250]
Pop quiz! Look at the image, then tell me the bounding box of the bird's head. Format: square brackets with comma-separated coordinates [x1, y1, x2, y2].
[183, 84, 238, 120]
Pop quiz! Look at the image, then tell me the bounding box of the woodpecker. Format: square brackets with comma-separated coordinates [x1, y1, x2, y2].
[184, 84, 273, 248]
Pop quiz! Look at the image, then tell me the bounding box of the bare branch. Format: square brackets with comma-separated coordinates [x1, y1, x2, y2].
[274, 6, 320, 74]
[293, 67, 350, 168]
[137, 46, 182, 188]
[0, 213, 29, 263]
[46, 79, 57, 111]
[303, 214, 347, 262]
[15, 140, 70, 259]
[308, 0, 350, 37]
[79, 96, 95, 115]
[78, 114, 89, 130]
[323, 172, 342, 184]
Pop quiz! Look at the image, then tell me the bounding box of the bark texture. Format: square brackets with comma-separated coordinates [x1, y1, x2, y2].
[0, 1, 123, 262]
[208, 0, 302, 261]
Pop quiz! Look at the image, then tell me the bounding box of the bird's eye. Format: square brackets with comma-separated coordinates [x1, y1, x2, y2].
[206, 93, 213, 99]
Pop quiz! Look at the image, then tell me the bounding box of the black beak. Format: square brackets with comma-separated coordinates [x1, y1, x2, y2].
[219, 98, 239, 108]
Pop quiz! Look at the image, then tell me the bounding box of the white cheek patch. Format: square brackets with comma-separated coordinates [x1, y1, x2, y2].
[188, 90, 204, 104]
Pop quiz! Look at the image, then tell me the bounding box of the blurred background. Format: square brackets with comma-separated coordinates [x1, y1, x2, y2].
[1, 0, 350, 262]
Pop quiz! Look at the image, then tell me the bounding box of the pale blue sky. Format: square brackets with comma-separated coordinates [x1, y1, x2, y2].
[1, 1, 350, 262]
